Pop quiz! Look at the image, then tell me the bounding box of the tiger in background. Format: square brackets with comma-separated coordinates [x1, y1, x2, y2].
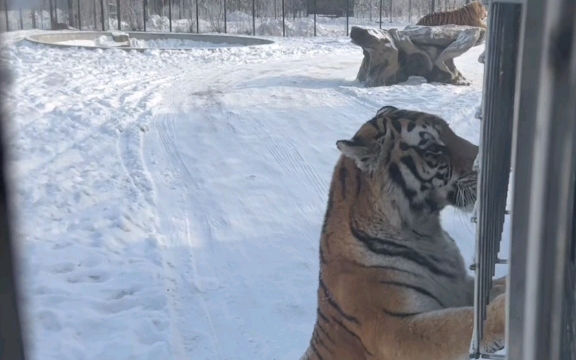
[416, 1, 488, 29]
[300, 106, 506, 360]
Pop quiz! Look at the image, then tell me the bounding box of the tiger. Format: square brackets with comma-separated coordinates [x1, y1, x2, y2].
[415, 1, 488, 29]
[300, 106, 507, 360]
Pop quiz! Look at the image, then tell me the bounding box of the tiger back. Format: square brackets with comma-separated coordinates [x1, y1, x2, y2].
[415, 1, 488, 29]
[300, 106, 506, 360]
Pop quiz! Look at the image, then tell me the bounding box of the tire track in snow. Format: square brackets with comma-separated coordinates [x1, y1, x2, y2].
[249, 116, 326, 204]
[152, 111, 224, 360]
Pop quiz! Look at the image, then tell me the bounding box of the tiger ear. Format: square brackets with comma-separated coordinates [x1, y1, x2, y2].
[376, 105, 398, 116]
[336, 138, 380, 170]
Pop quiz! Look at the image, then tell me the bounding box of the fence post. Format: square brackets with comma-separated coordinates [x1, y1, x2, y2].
[100, 0, 105, 30]
[252, 0, 255, 35]
[379, 0, 382, 28]
[18, 6, 22, 30]
[389, 0, 392, 22]
[195, 0, 199, 33]
[48, 0, 54, 31]
[282, 0, 285, 36]
[408, 0, 411, 23]
[223, 0, 226, 33]
[346, 0, 349, 36]
[313, 0, 316, 36]
[168, 0, 172, 32]
[4, 0, 9, 32]
[67, 0, 73, 27]
[92, 0, 96, 30]
[116, 0, 120, 29]
[143, 0, 147, 31]
[77, 0, 81, 29]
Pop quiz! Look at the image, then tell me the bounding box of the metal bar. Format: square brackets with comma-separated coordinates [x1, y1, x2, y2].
[0, 33, 28, 360]
[195, 0, 198, 33]
[313, 0, 316, 36]
[282, 0, 285, 36]
[505, 0, 540, 358]
[169, 0, 172, 32]
[143, 0, 147, 31]
[48, 0, 54, 30]
[18, 6, 22, 30]
[116, 0, 121, 30]
[504, 0, 576, 359]
[252, 0, 255, 35]
[389, 0, 392, 22]
[92, 0, 96, 30]
[224, 0, 226, 33]
[471, 1, 521, 358]
[346, 0, 349, 36]
[519, 0, 576, 357]
[379, 0, 382, 28]
[100, 0, 105, 31]
[77, 0, 81, 29]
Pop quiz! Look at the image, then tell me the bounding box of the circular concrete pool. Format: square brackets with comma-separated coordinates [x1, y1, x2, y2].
[25, 31, 275, 51]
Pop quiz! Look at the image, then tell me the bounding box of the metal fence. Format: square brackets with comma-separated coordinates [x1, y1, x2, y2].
[0, 0, 475, 37]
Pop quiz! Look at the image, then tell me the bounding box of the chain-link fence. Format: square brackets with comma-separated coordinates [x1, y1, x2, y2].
[0, 0, 477, 36]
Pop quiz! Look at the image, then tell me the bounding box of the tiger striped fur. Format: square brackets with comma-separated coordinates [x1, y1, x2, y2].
[416, 2, 488, 29]
[300, 106, 507, 360]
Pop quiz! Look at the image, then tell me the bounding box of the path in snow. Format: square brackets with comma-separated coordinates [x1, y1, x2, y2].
[4, 32, 509, 360]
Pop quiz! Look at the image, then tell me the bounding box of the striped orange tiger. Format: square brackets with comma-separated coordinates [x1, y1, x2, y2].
[300, 106, 507, 360]
[416, 1, 488, 29]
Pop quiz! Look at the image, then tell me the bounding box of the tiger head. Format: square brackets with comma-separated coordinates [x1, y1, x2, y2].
[336, 106, 479, 218]
[468, 1, 488, 20]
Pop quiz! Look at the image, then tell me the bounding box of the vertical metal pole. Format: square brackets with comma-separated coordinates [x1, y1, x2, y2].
[224, 0, 226, 33]
[31, 9, 37, 28]
[470, 2, 521, 358]
[195, 0, 199, 32]
[169, 0, 172, 32]
[511, 0, 576, 359]
[506, 1, 536, 359]
[379, 0, 382, 28]
[18, 6, 22, 30]
[4, 0, 9, 32]
[313, 0, 316, 36]
[408, 0, 411, 23]
[143, 0, 147, 31]
[55, 0, 59, 23]
[345, 0, 349, 36]
[67, 0, 73, 27]
[116, 0, 120, 30]
[92, 0, 97, 30]
[252, 0, 255, 35]
[389, 0, 392, 23]
[0, 48, 28, 360]
[77, 0, 81, 29]
[282, 0, 285, 36]
[100, 0, 105, 31]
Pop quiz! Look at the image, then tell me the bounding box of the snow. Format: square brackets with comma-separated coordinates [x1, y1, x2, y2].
[3, 29, 510, 360]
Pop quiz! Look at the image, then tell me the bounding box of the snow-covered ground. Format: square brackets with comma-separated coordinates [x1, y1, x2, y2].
[2, 30, 510, 360]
